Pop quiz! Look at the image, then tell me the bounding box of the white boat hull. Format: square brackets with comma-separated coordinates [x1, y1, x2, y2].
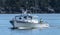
[10, 20, 49, 29]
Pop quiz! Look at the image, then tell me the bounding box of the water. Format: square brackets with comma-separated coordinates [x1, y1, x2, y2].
[0, 14, 60, 35]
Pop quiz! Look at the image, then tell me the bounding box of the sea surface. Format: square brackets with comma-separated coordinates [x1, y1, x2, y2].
[0, 14, 60, 35]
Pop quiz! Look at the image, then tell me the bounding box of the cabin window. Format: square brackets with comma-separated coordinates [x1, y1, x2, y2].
[28, 16, 32, 19]
[19, 17, 22, 19]
[26, 16, 32, 19]
[24, 16, 27, 19]
[23, 16, 32, 19]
